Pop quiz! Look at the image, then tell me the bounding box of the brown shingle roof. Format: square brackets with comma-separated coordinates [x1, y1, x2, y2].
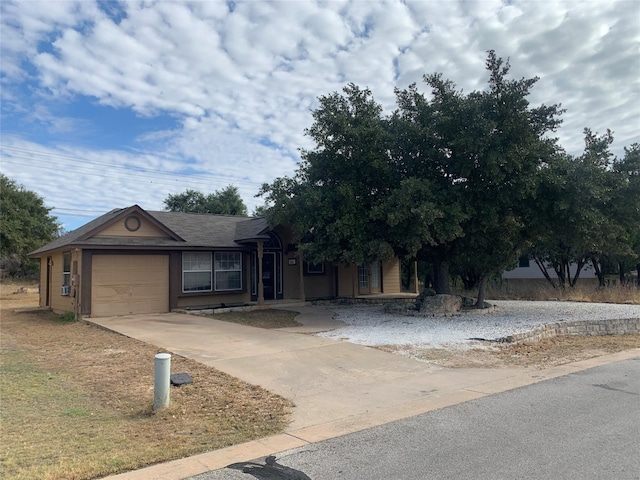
[29, 206, 270, 256]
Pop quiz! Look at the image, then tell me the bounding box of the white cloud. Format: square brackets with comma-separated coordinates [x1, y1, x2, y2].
[1, 0, 639, 230]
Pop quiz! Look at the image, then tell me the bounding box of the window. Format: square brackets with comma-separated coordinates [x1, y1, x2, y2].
[305, 262, 325, 274]
[183, 252, 212, 292]
[62, 252, 71, 293]
[358, 264, 369, 288]
[370, 261, 380, 289]
[518, 256, 530, 268]
[214, 252, 242, 291]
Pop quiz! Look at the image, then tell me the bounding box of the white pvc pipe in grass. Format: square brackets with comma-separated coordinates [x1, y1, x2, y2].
[153, 353, 171, 410]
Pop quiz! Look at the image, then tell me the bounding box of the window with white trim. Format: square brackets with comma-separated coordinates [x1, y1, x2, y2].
[62, 252, 71, 295]
[358, 264, 369, 288]
[183, 252, 212, 292]
[214, 252, 242, 291]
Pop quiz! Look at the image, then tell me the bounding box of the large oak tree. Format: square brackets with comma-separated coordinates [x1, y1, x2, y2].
[262, 52, 564, 305]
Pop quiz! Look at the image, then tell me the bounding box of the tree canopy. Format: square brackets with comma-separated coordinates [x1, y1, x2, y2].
[0, 174, 60, 276]
[530, 135, 640, 288]
[260, 51, 569, 304]
[164, 185, 248, 216]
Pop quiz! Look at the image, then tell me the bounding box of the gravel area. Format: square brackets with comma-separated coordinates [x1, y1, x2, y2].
[317, 301, 640, 349]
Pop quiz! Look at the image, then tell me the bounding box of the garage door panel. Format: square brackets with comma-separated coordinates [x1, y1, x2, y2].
[92, 255, 169, 317]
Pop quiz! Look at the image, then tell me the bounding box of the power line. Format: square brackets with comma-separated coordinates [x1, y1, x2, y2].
[0, 144, 277, 191]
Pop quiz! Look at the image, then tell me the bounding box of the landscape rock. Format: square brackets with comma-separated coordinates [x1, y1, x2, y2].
[417, 294, 463, 314]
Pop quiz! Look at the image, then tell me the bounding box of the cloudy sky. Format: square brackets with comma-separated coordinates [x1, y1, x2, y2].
[1, 0, 638, 231]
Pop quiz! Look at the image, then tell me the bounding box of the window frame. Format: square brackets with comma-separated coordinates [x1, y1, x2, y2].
[182, 252, 213, 293]
[214, 252, 243, 291]
[61, 252, 71, 295]
[305, 262, 325, 275]
[518, 256, 531, 268]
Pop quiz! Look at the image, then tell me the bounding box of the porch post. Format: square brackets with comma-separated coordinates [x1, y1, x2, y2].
[414, 260, 419, 293]
[298, 253, 306, 302]
[351, 264, 356, 298]
[257, 241, 264, 304]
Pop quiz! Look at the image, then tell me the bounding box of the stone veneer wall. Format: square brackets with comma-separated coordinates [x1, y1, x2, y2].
[497, 317, 640, 344]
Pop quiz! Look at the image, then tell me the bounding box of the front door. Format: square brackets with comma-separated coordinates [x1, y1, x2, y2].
[358, 262, 381, 294]
[262, 252, 276, 300]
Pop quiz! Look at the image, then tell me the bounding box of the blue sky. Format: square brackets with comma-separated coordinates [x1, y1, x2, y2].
[1, 0, 638, 232]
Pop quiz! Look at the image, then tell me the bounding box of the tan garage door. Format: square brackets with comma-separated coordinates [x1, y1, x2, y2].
[91, 255, 169, 317]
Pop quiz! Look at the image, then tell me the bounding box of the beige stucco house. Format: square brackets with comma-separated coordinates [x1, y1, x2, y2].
[29, 205, 413, 318]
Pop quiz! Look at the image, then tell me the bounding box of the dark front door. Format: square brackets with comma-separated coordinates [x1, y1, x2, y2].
[262, 252, 276, 300]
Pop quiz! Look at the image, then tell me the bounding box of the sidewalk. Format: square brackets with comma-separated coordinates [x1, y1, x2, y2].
[92, 308, 640, 480]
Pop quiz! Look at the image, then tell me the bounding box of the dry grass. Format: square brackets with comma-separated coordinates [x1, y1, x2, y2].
[380, 335, 640, 369]
[209, 309, 301, 329]
[0, 282, 293, 480]
[478, 282, 640, 304]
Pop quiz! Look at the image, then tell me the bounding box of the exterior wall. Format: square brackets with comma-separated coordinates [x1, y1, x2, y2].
[97, 215, 170, 238]
[503, 277, 599, 288]
[38, 258, 47, 307]
[281, 252, 301, 299]
[43, 250, 78, 314]
[381, 258, 402, 294]
[334, 261, 403, 297]
[503, 261, 597, 279]
[337, 264, 358, 297]
[303, 263, 336, 300]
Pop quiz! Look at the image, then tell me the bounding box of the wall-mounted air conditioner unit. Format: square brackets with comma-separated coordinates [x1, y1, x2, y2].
[61, 285, 71, 296]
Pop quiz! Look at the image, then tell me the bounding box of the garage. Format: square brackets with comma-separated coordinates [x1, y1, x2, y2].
[91, 254, 169, 317]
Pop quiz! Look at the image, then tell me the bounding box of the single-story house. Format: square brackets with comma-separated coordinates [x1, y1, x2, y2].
[29, 205, 415, 318]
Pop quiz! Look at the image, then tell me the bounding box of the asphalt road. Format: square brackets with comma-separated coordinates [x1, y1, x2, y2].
[188, 357, 640, 480]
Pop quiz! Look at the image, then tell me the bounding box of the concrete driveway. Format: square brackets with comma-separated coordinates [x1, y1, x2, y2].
[92, 309, 640, 480]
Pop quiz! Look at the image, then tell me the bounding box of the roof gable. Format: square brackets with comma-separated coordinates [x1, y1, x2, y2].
[29, 206, 272, 256]
[79, 205, 183, 241]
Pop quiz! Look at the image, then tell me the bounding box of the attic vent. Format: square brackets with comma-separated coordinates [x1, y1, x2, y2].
[125, 215, 141, 232]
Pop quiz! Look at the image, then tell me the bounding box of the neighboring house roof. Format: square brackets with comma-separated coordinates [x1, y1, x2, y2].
[29, 205, 270, 256]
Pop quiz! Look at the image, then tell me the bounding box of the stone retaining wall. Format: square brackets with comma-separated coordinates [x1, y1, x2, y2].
[313, 297, 417, 306]
[497, 317, 640, 344]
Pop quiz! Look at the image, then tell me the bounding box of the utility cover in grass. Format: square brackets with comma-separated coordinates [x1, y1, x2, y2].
[170, 373, 193, 386]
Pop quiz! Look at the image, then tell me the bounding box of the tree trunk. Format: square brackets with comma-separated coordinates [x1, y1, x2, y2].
[618, 262, 625, 284]
[570, 257, 587, 287]
[591, 256, 605, 287]
[533, 256, 558, 289]
[552, 260, 566, 289]
[637, 263, 640, 289]
[475, 274, 489, 308]
[432, 260, 451, 294]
